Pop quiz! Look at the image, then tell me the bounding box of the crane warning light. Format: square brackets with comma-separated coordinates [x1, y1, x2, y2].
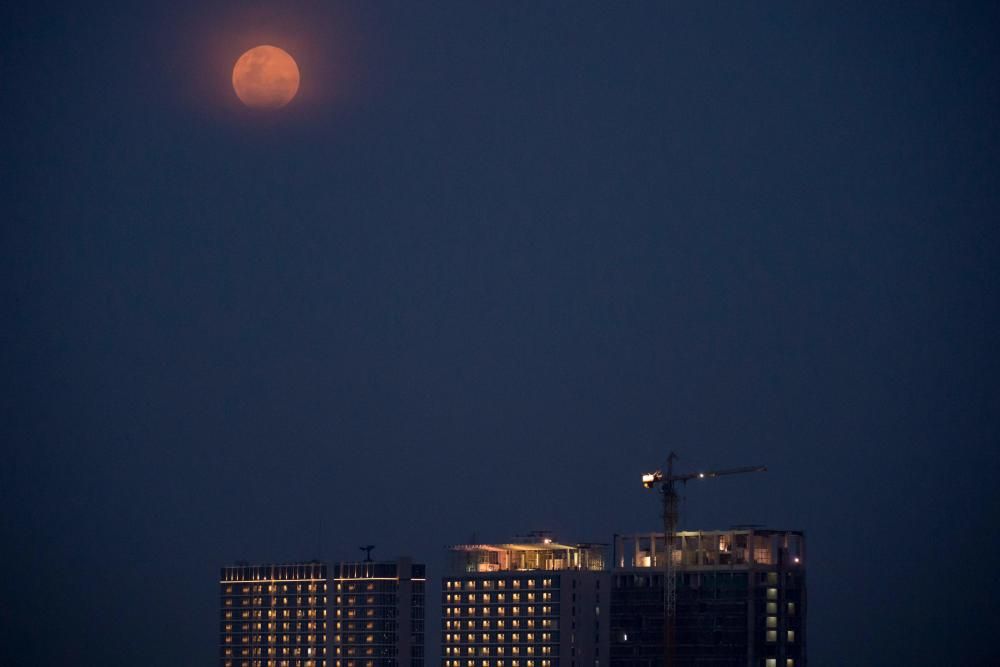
[642, 472, 659, 488]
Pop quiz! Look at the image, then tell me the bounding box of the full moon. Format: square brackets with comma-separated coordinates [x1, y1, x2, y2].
[232, 45, 300, 109]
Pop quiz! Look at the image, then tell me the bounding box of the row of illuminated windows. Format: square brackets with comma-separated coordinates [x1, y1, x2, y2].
[224, 606, 326, 618]
[333, 634, 397, 644]
[338, 609, 386, 618]
[446, 580, 556, 590]
[445, 606, 556, 616]
[444, 647, 553, 657]
[444, 633, 555, 644]
[225, 584, 326, 594]
[336, 648, 404, 657]
[224, 623, 326, 634]
[221, 566, 326, 583]
[336, 648, 400, 657]
[442, 659, 553, 667]
[338, 582, 397, 592]
[335, 622, 422, 633]
[222, 647, 326, 657]
[446, 610, 556, 624]
[222, 635, 326, 646]
[764, 629, 796, 643]
[764, 660, 796, 667]
[224, 659, 324, 667]
[336, 582, 424, 594]
[337, 622, 388, 632]
[327, 632, 421, 647]
[444, 620, 557, 631]
[336, 596, 398, 605]
[224, 597, 325, 606]
[444, 593, 554, 604]
[223, 611, 326, 627]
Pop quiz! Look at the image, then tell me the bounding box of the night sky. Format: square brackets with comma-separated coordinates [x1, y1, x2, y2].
[3, 2, 999, 665]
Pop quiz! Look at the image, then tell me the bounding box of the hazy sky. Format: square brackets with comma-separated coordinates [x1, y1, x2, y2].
[2, 2, 998, 665]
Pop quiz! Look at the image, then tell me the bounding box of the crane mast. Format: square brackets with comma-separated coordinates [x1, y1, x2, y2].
[642, 453, 766, 667]
[662, 454, 679, 667]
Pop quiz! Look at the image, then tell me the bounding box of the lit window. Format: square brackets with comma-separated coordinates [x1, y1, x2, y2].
[766, 630, 777, 643]
[767, 588, 777, 601]
[765, 660, 776, 667]
[787, 630, 795, 643]
[766, 616, 777, 629]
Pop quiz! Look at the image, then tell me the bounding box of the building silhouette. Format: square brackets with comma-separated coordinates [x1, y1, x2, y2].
[441, 532, 610, 667]
[219, 558, 425, 667]
[609, 529, 806, 667]
[219, 528, 805, 667]
[220, 562, 329, 667]
[334, 558, 426, 667]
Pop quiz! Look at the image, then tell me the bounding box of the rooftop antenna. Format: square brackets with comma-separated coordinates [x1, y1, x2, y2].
[360, 545, 375, 562]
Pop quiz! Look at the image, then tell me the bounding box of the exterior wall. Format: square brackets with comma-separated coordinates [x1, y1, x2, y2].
[443, 571, 610, 667]
[558, 571, 611, 667]
[219, 559, 425, 667]
[609, 530, 806, 667]
[220, 562, 330, 667]
[333, 559, 427, 667]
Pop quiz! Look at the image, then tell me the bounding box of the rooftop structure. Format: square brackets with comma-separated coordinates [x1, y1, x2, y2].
[448, 532, 606, 573]
[610, 529, 806, 667]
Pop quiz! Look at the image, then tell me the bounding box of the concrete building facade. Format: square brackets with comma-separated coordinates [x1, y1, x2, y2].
[334, 558, 426, 667]
[220, 558, 425, 667]
[441, 534, 611, 667]
[220, 562, 330, 667]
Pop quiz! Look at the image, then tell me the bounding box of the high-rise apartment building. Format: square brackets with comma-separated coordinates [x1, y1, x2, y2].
[333, 558, 426, 667]
[220, 558, 425, 667]
[441, 533, 610, 667]
[609, 529, 806, 667]
[220, 561, 330, 667]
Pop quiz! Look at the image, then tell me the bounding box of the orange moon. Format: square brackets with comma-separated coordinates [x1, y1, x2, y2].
[232, 45, 300, 109]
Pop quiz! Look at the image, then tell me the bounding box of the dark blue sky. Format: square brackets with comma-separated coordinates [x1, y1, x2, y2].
[2, 2, 998, 665]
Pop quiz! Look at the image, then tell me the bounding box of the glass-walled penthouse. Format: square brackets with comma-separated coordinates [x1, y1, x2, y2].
[448, 534, 606, 573]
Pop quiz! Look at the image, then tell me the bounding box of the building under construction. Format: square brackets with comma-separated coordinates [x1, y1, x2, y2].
[609, 529, 806, 667]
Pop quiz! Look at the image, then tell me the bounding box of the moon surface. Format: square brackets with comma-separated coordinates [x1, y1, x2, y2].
[232, 45, 300, 109]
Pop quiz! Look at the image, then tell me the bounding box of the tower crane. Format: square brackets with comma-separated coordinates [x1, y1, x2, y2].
[641, 452, 766, 667]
